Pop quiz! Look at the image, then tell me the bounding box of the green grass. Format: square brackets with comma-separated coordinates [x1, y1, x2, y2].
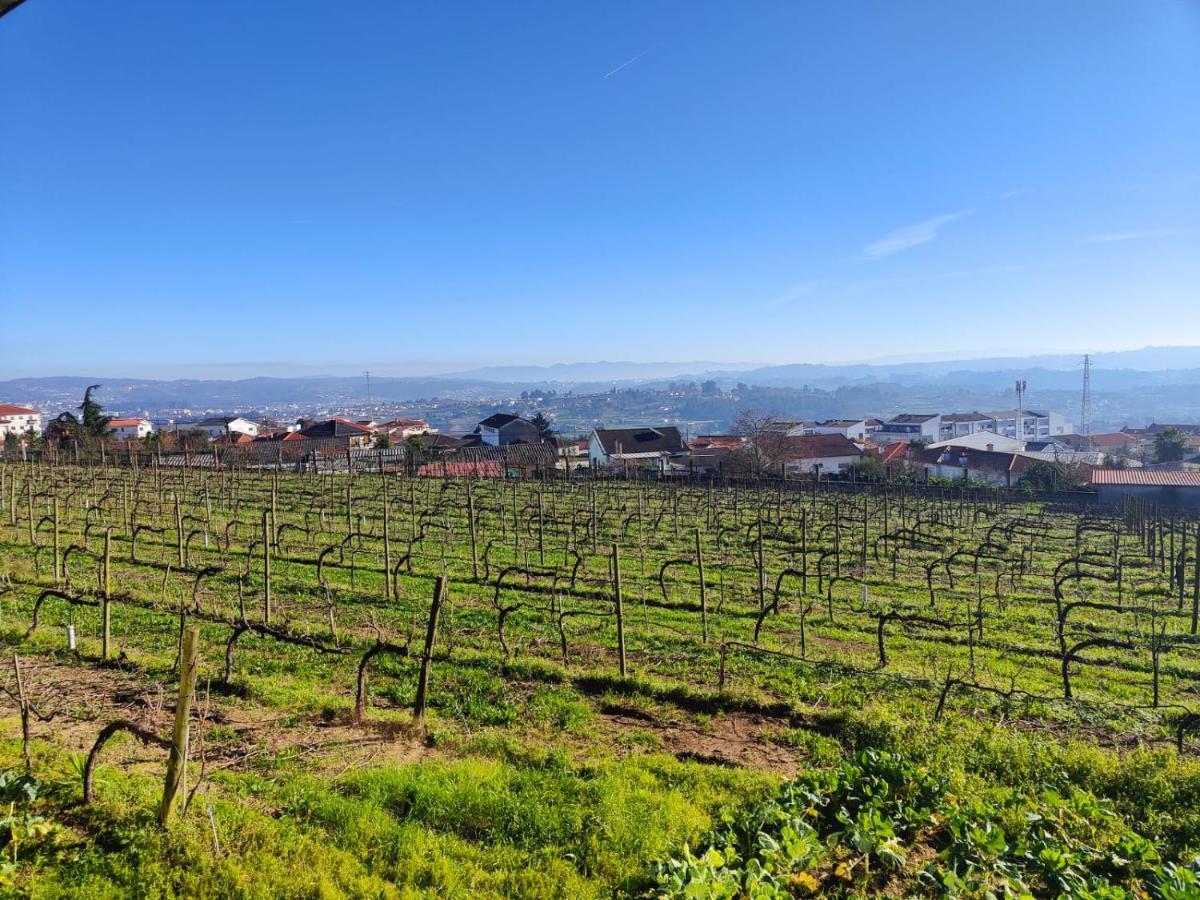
[2, 463, 1199, 894]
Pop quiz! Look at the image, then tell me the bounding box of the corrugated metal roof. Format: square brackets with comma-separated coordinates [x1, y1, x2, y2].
[1091, 470, 1200, 487]
[418, 461, 503, 478]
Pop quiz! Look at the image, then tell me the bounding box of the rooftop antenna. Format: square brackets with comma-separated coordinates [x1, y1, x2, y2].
[1079, 354, 1092, 446]
[1014, 379, 1027, 438]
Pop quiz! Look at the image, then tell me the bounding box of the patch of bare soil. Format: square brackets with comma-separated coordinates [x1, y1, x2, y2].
[598, 706, 800, 775]
[1, 656, 437, 779]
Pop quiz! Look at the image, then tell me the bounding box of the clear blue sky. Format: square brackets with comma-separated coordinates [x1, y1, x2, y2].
[2, 1, 1198, 378]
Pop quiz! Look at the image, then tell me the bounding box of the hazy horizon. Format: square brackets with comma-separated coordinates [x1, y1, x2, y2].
[4, 343, 1200, 384]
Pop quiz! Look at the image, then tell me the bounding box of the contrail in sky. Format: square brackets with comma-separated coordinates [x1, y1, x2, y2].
[602, 48, 652, 79]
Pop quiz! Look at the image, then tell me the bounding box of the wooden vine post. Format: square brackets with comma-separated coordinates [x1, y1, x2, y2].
[412, 575, 446, 731]
[174, 493, 185, 568]
[1192, 524, 1200, 636]
[613, 543, 627, 677]
[696, 528, 708, 642]
[13, 655, 30, 774]
[382, 479, 392, 599]
[262, 510, 272, 624]
[158, 625, 199, 827]
[467, 482, 479, 580]
[52, 497, 61, 584]
[756, 514, 766, 612]
[102, 527, 112, 659]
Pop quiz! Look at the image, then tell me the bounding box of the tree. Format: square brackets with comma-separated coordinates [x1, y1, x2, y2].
[530, 412, 555, 442]
[79, 385, 112, 436]
[731, 409, 786, 476]
[49, 385, 112, 445]
[701, 380, 719, 396]
[1154, 427, 1189, 463]
[45, 414, 78, 445]
[855, 453, 886, 482]
[1018, 460, 1091, 493]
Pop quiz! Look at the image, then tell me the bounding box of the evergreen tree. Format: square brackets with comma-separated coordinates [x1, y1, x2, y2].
[46, 385, 113, 445]
[530, 412, 555, 441]
[1154, 427, 1189, 463]
[79, 384, 112, 436]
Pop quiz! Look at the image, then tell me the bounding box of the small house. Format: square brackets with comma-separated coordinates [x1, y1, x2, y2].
[476, 414, 540, 446]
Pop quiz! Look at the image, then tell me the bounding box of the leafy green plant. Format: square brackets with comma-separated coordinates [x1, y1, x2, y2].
[653, 750, 1199, 898]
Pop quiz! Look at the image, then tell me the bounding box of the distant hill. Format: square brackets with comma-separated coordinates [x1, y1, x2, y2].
[446, 361, 757, 383]
[4, 346, 1200, 428]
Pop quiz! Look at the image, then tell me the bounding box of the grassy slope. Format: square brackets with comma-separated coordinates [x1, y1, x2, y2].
[1, 467, 1199, 895]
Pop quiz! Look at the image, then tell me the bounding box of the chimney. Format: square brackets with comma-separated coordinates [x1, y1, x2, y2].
[986, 443, 994, 452]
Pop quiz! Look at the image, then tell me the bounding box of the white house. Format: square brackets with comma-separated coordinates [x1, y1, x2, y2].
[809, 419, 870, 441]
[379, 418, 437, 440]
[0, 404, 41, 439]
[914, 446, 1038, 488]
[979, 410, 1073, 441]
[764, 421, 812, 437]
[875, 414, 942, 444]
[927, 432, 1025, 453]
[476, 414, 540, 446]
[108, 417, 153, 440]
[196, 416, 260, 439]
[775, 434, 863, 476]
[589, 427, 687, 469]
[937, 412, 996, 441]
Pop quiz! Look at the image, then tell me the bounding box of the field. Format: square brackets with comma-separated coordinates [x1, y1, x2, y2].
[1, 459, 1200, 897]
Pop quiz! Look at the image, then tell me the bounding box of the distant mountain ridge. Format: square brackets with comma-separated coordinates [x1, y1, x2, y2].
[4, 347, 1200, 422]
[446, 361, 756, 383]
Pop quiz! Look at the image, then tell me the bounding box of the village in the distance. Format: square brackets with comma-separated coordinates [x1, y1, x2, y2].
[4, 356, 1200, 506]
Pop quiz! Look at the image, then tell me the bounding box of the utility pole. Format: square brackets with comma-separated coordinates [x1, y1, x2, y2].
[1014, 379, 1027, 440]
[1080, 355, 1092, 447]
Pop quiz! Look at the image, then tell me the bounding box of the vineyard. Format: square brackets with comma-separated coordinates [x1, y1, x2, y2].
[2, 458, 1200, 896]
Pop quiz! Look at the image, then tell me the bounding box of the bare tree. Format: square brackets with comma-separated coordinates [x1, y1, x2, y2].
[731, 409, 786, 476]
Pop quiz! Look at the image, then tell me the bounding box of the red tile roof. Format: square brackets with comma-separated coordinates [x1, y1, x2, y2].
[108, 418, 145, 428]
[777, 433, 863, 459]
[915, 446, 1037, 475]
[1089, 433, 1136, 448]
[876, 441, 908, 463]
[0, 404, 36, 416]
[1091, 470, 1200, 487]
[690, 435, 745, 450]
